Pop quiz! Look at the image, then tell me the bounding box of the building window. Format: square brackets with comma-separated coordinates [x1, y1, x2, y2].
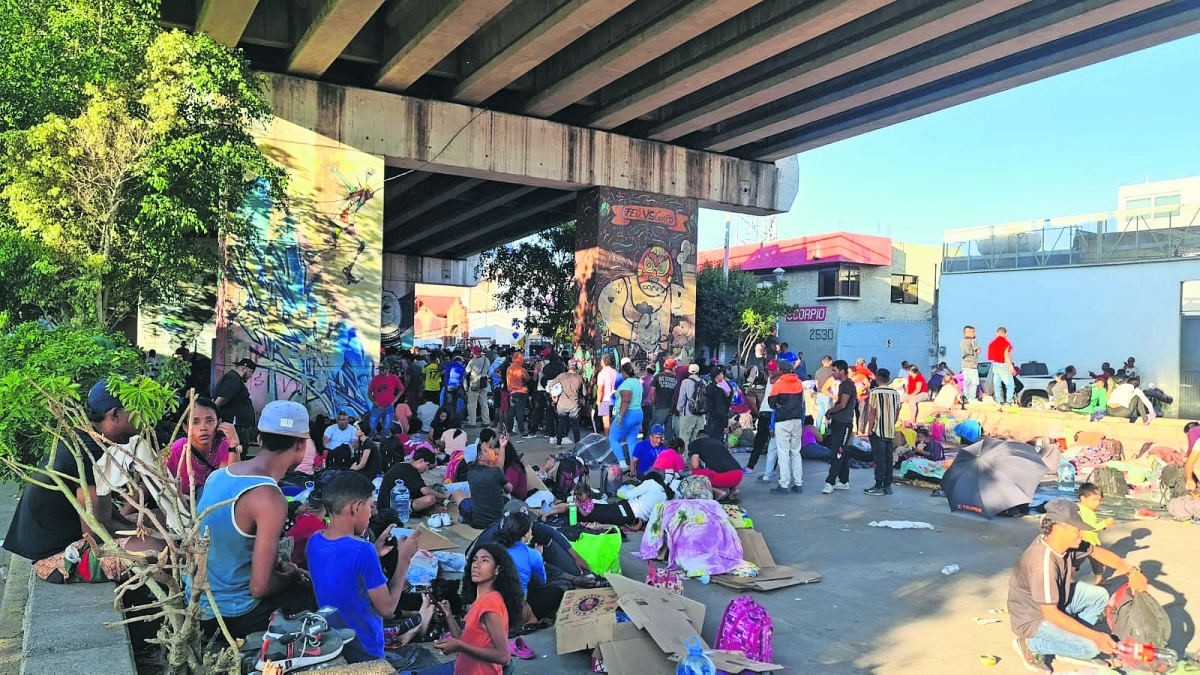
[818, 266, 859, 298]
[891, 274, 918, 304]
[1126, 198, 1151, 211]
[1155, 194, 1181, 218]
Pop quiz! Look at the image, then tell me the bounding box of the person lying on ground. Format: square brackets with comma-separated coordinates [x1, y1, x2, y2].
[1008, 499, 1149, 673]
[542, 475, 672, 530]
[688, 430, 743, 501]
[167, 397, 242, 498]
[308, 472, 429, 663]
[380, 448, 448, 519]
[4, 379, 167, 584]
[189, 400, 317, 638]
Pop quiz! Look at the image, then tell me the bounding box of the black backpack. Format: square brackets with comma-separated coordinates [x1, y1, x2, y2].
[1107, 582, 1172, 649]
[550, 454, 589, 501]
[688, 378, 708, 416]
[325, 443, 354, 470]
[1067, 385, 1092, 409]
[1159, 464, 1188, 506]
[1091, 466, 1128, 498]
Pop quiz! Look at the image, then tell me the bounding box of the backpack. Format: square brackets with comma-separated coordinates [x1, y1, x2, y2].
[324, 443, 354, 470]
[1099, 438, 1124, 463]
[1091, 466, 1129, 498]
[1107, 582, 1172, 649]
[955, 419, 982, 444]
[551, 454, 589, 500]
[597, 462, 623, 498]
[1067, 385, 1092, 409]
[1159, 464, 1188, 505]
[379, 435, 406, 471]
[687, 378, 708, 416]
[714, 596, 773, 666]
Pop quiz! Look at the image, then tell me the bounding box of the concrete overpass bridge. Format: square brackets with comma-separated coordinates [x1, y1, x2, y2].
[142, 0, 1200, 417]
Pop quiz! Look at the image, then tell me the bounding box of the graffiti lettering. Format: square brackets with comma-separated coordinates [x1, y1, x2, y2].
[609, 205, 689, 231]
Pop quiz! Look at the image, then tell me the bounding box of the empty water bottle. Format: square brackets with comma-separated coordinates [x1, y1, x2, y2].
[676, 636, 715, 675]
[941, 564, 960, 575]
[295, 480, 315, 504]
[1056, 458, 1077, 493]
[391, 481, 411, 524]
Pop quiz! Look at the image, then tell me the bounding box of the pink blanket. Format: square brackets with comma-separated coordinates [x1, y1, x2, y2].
[636, 499, 744, 577]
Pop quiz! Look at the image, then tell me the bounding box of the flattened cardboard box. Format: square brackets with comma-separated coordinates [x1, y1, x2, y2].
[555, 587, 619, 654]
[712, 529, 822, 591]
[414, 524, 458, 551]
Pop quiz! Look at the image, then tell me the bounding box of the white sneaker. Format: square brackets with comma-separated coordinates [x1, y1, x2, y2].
[821, 484, 834, 494]
[834, 482, 850, 490]
[618, 461, 629, 471]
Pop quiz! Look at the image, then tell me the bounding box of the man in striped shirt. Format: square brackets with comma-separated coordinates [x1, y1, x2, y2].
[863, 368, 901, 496]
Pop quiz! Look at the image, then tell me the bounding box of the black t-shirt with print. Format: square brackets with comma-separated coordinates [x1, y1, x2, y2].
[831, 379, 858, 424]
[4, 432, 103, 561]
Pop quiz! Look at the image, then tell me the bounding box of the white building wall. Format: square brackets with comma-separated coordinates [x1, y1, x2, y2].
[938, 259, 1200, 403]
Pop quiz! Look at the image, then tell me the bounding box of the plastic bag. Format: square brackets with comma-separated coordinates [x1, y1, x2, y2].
[405, 549, 439, 586]
[571, 526, 622, 575]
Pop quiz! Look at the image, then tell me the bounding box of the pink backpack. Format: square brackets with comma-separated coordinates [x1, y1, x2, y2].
[714, 596, 773, 667]
[930, 419, 946, 442]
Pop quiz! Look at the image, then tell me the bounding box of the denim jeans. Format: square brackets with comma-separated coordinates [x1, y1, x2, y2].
[507, 392, 529, 434]
[609, 408, 643, 464]
[1027, 582, 1109, 660]
[992, 362, 1015, 404]
[367, 405, 394, 438]
[962, 367, 980, 401]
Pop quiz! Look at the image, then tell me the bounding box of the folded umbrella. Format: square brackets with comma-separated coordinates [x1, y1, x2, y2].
[942, 438, 1048, 519]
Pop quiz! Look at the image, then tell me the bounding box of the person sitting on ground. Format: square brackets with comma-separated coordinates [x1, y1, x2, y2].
[380, 448, 448, 519]
[629, 424, 668, 478]
[433, 543, 521, 672]
[500, 440, 529, 500]
[351, 416, 382, 477]
[931, 373, 960, 410]
[930, 362, 953, 393]
[1183, 422, 1200, 493]
[167, 397, 243, 498]
[1071, 375, 1109, 415]
[391, 397, 413, 437]
[652, 436, 688, 487]
[688, 429, 743, 501]
[286, 489, 327, 570]
[430, 405, 457, 442]
[190, 400, 317, 638]
[899, 426, 944, 463]
[1008, 499, 1148, 673]
[542, 474, 671, 529]
[416, 399, 440, 432]
[307, 472, 430, 663]
[799, 415, 829, 460]
[1047, 371, 1070, 409]
[493, 511, 563, 625]
[471, 500, 595, 588]
[4, 379, 166, 584]
[1076, 483, 1114, 586]
[323, 410, 360, 469]
[1107, 375, 1156, 425]
[452, 434, 513, 529]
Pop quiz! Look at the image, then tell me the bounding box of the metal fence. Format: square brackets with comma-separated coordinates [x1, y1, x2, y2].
[942, 203, 1200, 273]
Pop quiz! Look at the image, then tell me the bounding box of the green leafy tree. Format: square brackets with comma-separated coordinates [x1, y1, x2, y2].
[737, 280, 797, 364]
[476, 221, 577, 343]
[695, 263, 796, 359]
[0, 5, 287, 327]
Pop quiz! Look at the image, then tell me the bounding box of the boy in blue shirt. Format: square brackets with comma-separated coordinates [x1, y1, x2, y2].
[307, 472, 430, 662]
[628, 424, 668, 478]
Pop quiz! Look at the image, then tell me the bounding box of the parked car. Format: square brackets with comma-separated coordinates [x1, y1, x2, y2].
[976, 361, 1056, 410]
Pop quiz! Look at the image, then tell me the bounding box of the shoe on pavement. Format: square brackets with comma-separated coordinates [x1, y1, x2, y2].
[821, 484, 834, 494]
[864, 487, 887, 496]
[257, 630, 345, 671]
[265, 610, 355, 643]
[883, 487, 893, 495]
[743, 468, 755, 475]
[769, 486, 790, 495]
[1011, 637, 1050, 674]
[509, 637, 536, 660]
[790, 485, 802, 493]
[833, 482, 850, 490]
[1134, 508, 1160, 520]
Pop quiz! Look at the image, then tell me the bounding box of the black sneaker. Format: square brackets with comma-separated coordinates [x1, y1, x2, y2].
[769, 486, 789, 495]
[1011, 637, 1050, 673]
[883, 486, 893, 495]
[790, 485, 802, 493]
[864, 487, 887, 496]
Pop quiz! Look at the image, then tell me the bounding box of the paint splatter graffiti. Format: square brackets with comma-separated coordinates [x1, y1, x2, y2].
[216, 121, 384, 419]
[574, 188, 697, 363]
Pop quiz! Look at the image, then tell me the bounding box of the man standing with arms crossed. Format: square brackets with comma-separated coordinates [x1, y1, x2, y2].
[961, 325, 982, 404]
[821, 360, 857, 494]
[988, 327, 1016, 406]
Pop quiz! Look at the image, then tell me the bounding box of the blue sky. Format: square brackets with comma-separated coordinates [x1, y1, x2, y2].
[697, 32, 1200, 252]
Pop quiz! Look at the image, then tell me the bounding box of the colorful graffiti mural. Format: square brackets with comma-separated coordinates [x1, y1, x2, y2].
[381, 282, 415, 351]
[574, 188, 697, 363]
[217, 120, 384, 418]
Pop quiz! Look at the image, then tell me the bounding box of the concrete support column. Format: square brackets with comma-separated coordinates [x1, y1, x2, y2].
[216, 120, 385, 419]
[573, 187, 697, 364]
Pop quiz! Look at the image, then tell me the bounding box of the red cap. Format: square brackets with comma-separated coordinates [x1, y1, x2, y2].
[766, 360, 779, 371]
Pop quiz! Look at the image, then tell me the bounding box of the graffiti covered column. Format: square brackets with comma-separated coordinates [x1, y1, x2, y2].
[216, 118, 384, 419]
[574, 188, 697, 363]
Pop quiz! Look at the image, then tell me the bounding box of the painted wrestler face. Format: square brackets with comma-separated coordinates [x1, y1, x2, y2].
[637, 247, 672, 295]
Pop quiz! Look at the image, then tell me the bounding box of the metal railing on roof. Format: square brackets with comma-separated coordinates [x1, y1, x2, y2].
[941, 203, 1200, 273]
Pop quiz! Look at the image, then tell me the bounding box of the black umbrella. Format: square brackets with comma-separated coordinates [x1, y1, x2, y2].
[942, 438, 1049, 519]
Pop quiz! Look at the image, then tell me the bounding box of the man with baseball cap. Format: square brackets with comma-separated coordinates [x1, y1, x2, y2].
[675, 363, 705, 443]
[190, 400, 316, 638]
[4, 379, 163, 582]
[1008, 499, 1149, 672]
[213, 357, 257, 443]
[465, 346, 492, 427]
[548, 358, 586, 445]
[628, 424, 668, 478]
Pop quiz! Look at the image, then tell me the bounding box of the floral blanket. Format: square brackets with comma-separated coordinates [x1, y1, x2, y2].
[636, 499, 743, 577]
[899, 457, 951, 480]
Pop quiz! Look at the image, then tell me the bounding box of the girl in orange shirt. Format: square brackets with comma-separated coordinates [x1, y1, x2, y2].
[434, 542, 525, 674]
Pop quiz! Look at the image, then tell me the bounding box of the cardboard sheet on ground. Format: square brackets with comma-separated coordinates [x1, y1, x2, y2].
[712, 529, 822, 592]
[525, 465, 548, 493]
[443, 503, 485, 540]
[414, 523, 458, 551]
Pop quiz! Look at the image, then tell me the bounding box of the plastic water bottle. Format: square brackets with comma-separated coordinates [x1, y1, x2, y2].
[676, 636, 715, 675]
[391, 481, 411, 524]
[1056, 459, 1077, 493]
[941, 564, 960, 575]
[295, 480, 315, 504]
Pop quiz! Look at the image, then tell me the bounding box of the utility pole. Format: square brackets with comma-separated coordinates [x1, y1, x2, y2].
[723, 213, 731, 279]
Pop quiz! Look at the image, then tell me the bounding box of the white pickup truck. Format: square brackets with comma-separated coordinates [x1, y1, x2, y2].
[976, 361, 1058, 410]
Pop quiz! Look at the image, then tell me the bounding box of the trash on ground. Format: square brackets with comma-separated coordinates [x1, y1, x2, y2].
[972, 617, 1001, 625]
[941, 564, 960, 575]
[869, 520, 935, 530]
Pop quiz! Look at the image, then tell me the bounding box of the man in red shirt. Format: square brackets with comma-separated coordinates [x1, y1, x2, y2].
[987, 327, 1016, 406]
[368, 363, 404, 439]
